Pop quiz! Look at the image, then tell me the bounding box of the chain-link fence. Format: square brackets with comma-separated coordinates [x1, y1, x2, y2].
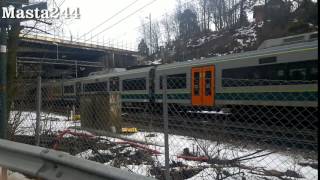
[6, 74, 318, 180]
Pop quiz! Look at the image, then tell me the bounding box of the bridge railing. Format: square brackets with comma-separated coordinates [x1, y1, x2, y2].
[17, 57, 105, 68]
[20, 33, 138, 53]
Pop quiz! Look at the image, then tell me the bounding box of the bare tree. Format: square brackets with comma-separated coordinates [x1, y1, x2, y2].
[151, 21, 161, 54]
[161, 13, 176, 44]
[198, 0, 212, 32]
[139, 18, 161, 55]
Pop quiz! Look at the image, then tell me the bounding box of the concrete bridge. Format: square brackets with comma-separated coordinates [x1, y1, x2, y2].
[17, 34, 140, 79]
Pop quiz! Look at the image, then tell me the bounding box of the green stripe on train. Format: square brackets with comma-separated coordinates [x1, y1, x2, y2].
[122, 94, 149, 99]
[122, 92, 318, 101]
[216, 92, 318, 101]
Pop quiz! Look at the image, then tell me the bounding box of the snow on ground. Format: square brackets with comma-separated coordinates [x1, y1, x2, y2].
[109, 132, 317, 180]
[187, 33, 222, 48]
[187, 110, 230, 115]
[121, 165, 153, 177]
[76, 149, 95, 159]
[9, 111, 318, 179]
[186, 22, 262, 57]
[232, 23, 258, 53]
[9, 111, 79, 136]
[146, 59, 162, 65]
[73, 131, 317, 179]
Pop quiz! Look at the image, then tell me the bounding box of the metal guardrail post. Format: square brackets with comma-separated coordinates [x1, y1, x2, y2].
[162, 75, 170, 180]
[35, 75, 42, 146]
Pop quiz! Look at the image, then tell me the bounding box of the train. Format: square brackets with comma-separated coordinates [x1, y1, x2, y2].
[37, 32, 318, 148]
[42, 32, 318, 112]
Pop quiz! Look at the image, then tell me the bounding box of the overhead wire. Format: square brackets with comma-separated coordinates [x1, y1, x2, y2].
[101, 0, 196, 46]
[85, 0, 157, 42]
[78, 0, 140, 40]
[58, 0, 66, 7]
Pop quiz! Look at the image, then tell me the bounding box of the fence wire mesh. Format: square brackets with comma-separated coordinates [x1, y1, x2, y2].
[7, 75, 318, 180]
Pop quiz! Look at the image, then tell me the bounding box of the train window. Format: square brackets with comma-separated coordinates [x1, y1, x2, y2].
[194, 72, 200, 95]
[277, 69, 285, 77]
[84, 83, 94, 92]
[310, 67, 317, 74]
[283, 36, 304, 43]
[53, 86, 61, 95]
[110, 77, 119, 91]
[64, 85, 74, 94]
[289, 68, 306, 80]
[309, 33, 318, 40]
[167, 73, 186, 89]
[84, 82, 108, 92]
[76, 82, 82, 94]
[287, 61, 318, 82]
[159, 76, 163, 89]
[222, 60, 317, 87]
[122, 78, 146, 91]
[310, 67, 318, 80]
[205, 71, 212, 96]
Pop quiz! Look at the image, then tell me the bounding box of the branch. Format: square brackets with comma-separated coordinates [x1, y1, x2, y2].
[231, 149, 265, 161]
[239, 151, 275, 161]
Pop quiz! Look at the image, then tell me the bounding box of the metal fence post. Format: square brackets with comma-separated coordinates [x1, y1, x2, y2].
[162, 75, 170, 180]
[75, 60, 78, 78]
[0, 23, 8, 139]
[35, 75, 42, 146]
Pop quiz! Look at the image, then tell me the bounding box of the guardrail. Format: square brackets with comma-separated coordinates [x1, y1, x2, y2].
[0, 139, 155, 180]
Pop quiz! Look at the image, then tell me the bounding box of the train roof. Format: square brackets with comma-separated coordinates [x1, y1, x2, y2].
[44, 35, 317, 85]
[60, 66, 154, 83]
[156, 39, 318, 71]
[258, 31, 318, 49]
[43, 66, 154, 85]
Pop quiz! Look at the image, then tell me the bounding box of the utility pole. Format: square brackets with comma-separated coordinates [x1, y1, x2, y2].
[53, 42, 59, 60]
[149, 13, 152, 56]
[75, 60, 78, 78]
[0, 0, 46, 140]
[0, 1, 8, 139]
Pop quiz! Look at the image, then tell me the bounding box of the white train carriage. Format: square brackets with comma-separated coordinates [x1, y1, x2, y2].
[154, 32, 318, 108]
[46, 32, 318, 109]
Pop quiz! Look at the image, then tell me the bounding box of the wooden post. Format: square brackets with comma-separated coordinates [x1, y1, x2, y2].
[1, 167, 8, 180]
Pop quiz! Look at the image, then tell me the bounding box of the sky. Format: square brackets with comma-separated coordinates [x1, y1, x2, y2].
[48, 0, 177, 50]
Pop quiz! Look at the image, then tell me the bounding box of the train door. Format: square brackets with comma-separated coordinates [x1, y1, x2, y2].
[149, 68, 156, 103]
[192, 67, 203, 106]
[192, 66, 215, 106]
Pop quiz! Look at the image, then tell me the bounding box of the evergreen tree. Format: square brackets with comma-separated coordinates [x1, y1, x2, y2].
[138, 39, 149, 56]
[178, 9, 200, 40]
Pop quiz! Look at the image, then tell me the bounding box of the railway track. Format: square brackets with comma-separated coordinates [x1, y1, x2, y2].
[122, 112, 318, 151]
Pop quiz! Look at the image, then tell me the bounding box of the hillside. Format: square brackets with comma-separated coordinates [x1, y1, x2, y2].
[142, 0, 318, 65]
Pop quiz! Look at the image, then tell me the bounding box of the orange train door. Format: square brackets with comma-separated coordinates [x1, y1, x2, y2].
[192, 66, 215, 106]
